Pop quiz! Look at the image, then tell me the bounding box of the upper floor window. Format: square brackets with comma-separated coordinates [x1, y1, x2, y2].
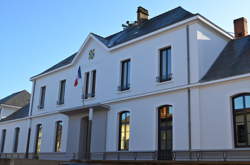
[91, 70, 96, 97]
[118, 111, 130, 151]
[157, 47, 172, 82]
[13, 127, 20, 153]
[54, 121, 63, 152]
[0, 129, 6, 153]
[119, 59, 130, 91]
[38, 86, 46, 109]
[58, 80, 66, 105]
[83, 70, 96, 99]
[233, 94, 250, 147]
[35, 124, 42, 154]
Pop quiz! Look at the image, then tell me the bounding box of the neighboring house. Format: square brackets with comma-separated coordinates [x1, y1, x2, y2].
[0, 6, 250, 162]
[0, 90, 30, 119]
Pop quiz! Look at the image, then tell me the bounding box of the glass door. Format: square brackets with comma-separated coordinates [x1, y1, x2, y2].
[158, 105, 173, 160]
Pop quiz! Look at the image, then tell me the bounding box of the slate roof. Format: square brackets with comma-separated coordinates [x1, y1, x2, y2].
[33, 7, 195, 78]
[201, 35, 250, 82]
[94, 7, 195, 48]
[32, 52, 77, 78]
[0, 104, 30, 122]
[0, 90, 30, 107]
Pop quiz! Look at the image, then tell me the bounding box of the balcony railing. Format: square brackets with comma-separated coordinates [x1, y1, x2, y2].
[2, 150, 250, 161]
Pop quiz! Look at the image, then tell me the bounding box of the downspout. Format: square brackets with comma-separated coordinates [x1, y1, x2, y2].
[25, 80, 36, 158]
[186, 25, 192, 153]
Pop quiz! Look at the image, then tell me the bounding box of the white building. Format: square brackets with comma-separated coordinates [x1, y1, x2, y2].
[0, 6, 250, 161]
[0, 90, 30, 120]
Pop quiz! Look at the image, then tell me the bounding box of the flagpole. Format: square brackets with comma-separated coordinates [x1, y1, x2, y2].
[79, 66, 84, 105]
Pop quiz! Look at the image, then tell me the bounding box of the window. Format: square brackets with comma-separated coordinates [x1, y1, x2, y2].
[35, 124, 42, 154]
[58, 80, 66, 105]
[83, 70, 96, 99]
[39, 86, 46, 109]
[158, 47, 172, 82]
[84, 72, 90, 99]
[91, 70, 96, 97]
[0, 129, 6, 153]
[119, 59, 130, 91]
[233, 94, 250, 147]
[13, 127, 20, 153]
[158, 105, 173, 160]
[54, 121, 63, 152]
[118, 111, 130, 151]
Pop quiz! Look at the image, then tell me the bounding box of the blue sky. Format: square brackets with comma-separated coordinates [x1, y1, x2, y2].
[0, 0, 249, 98]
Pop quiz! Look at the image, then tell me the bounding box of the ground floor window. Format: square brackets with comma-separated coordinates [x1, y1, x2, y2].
[13, 127, 20, 153]
[0, 129, 6, 153]
[118, 111, 130, 151]
[55, 121, 63, 152]
[158, 105, 173, 160]
[35, 124, 42, 154]
[233, 94, 250, 147]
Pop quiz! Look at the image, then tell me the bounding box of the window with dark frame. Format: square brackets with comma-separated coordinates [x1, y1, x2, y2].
[13, 127, 20, 153]
[91, 70, 96, 97]
[120, 59, 130, 91]
[35, 124, 42, 154]
[39, 86, 46, 109]
[58, 80, 66, 105]
[158, 47, 172, 82]
[0, 129, 6, 153]
[84, 72, 90, 99]
[54, 121, 63, 152]
[233, 94, 250, 147]
[118, 111, 130, 151]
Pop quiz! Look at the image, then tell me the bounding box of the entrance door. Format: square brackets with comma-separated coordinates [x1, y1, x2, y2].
[79, 117, 89, 160]
[158, 105, 173, 160]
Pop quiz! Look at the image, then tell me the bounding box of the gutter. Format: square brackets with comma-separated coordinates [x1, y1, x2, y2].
[186, 25, 192, 152]
[25, 80, 36, 158]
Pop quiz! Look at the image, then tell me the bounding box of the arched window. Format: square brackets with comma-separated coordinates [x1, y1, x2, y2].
[35, 124, 42, 154]
[233, 94, 250, 147]
[13, 127, 20, 153]
[54, 121, 63, 152]
[118, 111, 130, 151]
[158, 105, 173, 160]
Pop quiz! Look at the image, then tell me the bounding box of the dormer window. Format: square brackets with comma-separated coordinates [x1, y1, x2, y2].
[157, 47, 172, 82]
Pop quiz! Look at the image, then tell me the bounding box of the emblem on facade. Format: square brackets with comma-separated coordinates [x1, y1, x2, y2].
[88, 49, 95, 60]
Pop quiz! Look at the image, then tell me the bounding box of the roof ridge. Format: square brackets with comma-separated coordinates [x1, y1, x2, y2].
[104, 6, 192, 40]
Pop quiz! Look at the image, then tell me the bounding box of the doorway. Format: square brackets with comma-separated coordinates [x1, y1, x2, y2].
[158, 105, 173, 160]
[79, 116, 89, 160]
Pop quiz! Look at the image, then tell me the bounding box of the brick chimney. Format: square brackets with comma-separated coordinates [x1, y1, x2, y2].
[234, 17, 248, 38]
[137, 6, 149, 24]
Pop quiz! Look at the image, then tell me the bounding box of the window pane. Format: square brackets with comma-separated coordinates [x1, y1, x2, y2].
[234, 96, 244, 109]
[167, 49, 171, 76]
[245, 96, 250, 108]
[119, 112, 130, 150]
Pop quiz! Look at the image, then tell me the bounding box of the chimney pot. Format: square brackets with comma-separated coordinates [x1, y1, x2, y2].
[234, 17, 248, 38]
[137, 6, 149, 24]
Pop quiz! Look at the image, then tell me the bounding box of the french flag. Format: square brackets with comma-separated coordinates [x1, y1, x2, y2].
[74, 66, 82, 87]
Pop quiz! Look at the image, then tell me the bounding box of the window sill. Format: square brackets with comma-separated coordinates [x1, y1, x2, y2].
[83, 96, 96, 101]
[117, 88, 131, 94]
[156, 79, 174, 86]
[56, 103, 65, 107]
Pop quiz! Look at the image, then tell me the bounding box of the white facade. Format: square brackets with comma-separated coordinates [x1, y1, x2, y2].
[0, 8, 249, 161]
